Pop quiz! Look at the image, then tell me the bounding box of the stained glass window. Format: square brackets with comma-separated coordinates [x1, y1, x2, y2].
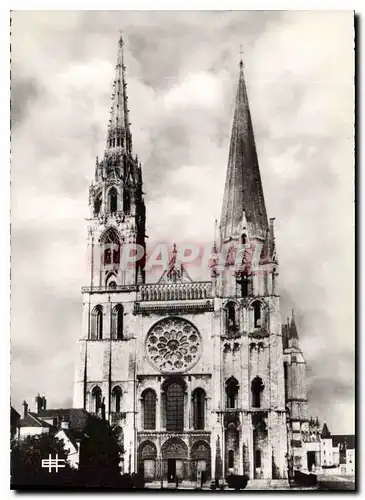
[91, 386, 102, 413]
[143, 390, 156, 430]
[251, 377, 264, 408]
[112, 386, 122, 413]
[166, 383, 184, 431]
[193, 388, 205, 430]
[109, 187, 118, 213]
[112, 305, 124, 340]
[91, 305, 103, 340]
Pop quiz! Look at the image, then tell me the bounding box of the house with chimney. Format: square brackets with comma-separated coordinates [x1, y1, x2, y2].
[15, 395, 90, 469]
[17, 397, 53, 440]
[320, 423, 355, 475]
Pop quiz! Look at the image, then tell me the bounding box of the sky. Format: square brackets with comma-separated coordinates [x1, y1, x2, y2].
[11, 10, 354, 433]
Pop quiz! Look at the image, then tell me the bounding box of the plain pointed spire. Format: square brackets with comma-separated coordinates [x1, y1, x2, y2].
[289, 309, 299, 340]
[220, 57, 268, 242]
[106, 34, 132, 154]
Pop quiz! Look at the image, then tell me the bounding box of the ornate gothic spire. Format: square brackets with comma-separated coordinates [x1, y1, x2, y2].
[106, 34, 132, 155]
[220, 58, 268, 242]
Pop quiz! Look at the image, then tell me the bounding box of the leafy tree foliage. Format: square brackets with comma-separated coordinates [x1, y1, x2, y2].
[11, 432, 76, 488]
[78, 418, 123, 486]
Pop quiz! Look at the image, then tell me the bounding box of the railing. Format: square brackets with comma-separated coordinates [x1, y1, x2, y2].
[82, 285, 138, 293]
[81, 281, 213, 300]
[138, 282, 212, 301]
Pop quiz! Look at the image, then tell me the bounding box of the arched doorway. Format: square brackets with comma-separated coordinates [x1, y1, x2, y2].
[161, 437, 188, 482]
[191, 440, 211, 482]
[138, 441, 157, 481]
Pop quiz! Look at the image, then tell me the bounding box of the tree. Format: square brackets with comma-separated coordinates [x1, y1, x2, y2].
[78, 418, 124, 487]
[11, 433, 76, 489]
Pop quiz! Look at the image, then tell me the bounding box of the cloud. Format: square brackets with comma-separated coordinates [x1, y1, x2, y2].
[11, 11, 354, 434]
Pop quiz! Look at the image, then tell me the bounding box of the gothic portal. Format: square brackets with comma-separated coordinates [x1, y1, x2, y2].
[73, 36, 311, 486]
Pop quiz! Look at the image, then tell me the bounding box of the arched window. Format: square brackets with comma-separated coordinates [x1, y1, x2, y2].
[94, 195, 102, 217]
[101, 228, 121, 267]
[112, 386, 123, 413]
[91, 386, 102, 414]
[142, 389, 157, 430]
[164, 379, 185, 431]
[108, 187, 118, 214]
[252, 301, 262, 328]
[112, 304, 124, 340]
[283, 362, 288, 401]
[226, 377, 239, 409]
[251, 377, 264, 408]
[241, 272, 249, 298]
[226, 302, 237, 335]
[192, 388, 206, 430]
[241, 234, 247, 245]
[91, 305, 103, 340]
[124, 189, 131, 214]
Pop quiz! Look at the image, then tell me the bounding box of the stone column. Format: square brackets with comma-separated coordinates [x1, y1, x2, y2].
[187, 377, 192, 430]
[267, 412, 273, 479]
[211, 429, 216, 483]
[160, 389, 165, 431]
[248, 422, 254, 479]
[238, 424, 244, 475]
[156, 394, 161, 431]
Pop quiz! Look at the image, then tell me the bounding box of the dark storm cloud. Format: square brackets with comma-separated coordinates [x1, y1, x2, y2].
[11, 11, 354, 433]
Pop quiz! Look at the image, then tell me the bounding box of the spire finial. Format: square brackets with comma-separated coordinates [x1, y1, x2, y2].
[119, 30, 124, 48]
[239, 44, 244, 69]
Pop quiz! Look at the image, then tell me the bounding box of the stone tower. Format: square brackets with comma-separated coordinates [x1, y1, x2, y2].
[73, 36, 146, 473]
[213, 58, 288, 484]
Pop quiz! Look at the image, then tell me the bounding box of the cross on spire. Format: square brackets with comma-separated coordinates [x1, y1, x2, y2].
[239, 44, 244, 68]
[119, 30, 124, 47]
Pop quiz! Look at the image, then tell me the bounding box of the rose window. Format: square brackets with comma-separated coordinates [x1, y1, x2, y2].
[145, 317, 202, 373]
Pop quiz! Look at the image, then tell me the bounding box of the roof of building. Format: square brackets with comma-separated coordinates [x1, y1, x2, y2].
[220, 59, 268, 242]
[56, 428, 86, 450]
[11, 406, 21, 421]
[18, 412, 53, 428]
[332, 434, 355, 450]
[37, 408, 90, 431]
[158, 243, 193, 284]
[321, 422, 331, 438]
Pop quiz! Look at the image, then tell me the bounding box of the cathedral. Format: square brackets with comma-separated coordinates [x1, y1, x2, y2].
[73, 36, 315, 487]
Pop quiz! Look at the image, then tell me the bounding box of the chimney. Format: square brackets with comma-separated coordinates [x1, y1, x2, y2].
[42, 396, 47, 410]
[22, 400, 28, 419]
[35, 394, 42, 414]
[61, 420, 70, 430]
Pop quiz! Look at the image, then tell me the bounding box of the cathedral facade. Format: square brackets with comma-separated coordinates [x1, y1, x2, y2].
[73, 36, 312, 486]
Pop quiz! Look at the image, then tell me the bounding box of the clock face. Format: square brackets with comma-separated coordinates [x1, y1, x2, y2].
[145, 317, 202, 374]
